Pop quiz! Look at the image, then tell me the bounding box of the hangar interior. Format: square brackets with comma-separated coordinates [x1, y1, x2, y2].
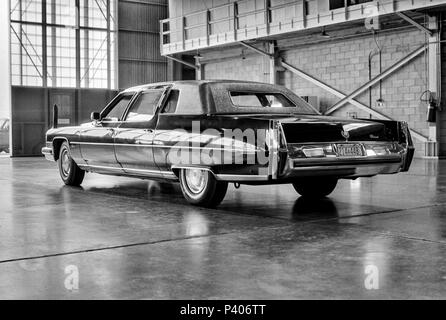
[1, 0, 446, 299]
[4, 0, 168, 156]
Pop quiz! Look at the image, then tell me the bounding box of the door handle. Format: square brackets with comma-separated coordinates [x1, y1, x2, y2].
[144, 129, 154, 133]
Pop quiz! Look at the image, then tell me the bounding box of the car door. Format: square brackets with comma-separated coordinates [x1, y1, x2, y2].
[114, 88, 168, 176]
[80, 93, 134, 168]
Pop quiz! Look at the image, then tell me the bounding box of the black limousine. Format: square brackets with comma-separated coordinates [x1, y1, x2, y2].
[42, 80, 414, 206]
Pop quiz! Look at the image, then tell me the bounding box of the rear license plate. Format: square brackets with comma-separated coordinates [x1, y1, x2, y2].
[336, 144, 364, 157]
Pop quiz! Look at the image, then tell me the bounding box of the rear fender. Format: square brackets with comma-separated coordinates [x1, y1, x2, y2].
[362, 118, 414, 171]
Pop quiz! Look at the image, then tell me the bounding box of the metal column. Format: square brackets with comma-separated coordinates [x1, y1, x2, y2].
[42, 0, 47, 87]
[426, 15, 441, 157]
[83, 0, 90, 88]
[51, 0, 57, 87]
[195, 55, 204, 80]
[106, 0, 111, 90]
[267, 41, 276, 85]
[75, 0, 81, 88]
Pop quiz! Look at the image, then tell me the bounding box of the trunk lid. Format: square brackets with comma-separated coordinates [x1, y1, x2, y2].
[226, 114, 390, 143]
[279, 116, 388, 143]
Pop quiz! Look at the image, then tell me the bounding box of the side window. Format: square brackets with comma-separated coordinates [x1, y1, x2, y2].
[103, 95, 133, 121]
[162, 90, 180, 114]
[125, 90, 164, 122]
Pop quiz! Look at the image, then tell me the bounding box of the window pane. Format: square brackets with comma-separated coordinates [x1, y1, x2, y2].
[47, 27, 76, 87]
[104, 95, 132, 121]
[46, 0, 76, 27]
[163, 90, 180, 114]
[230, 93, 263, 107]
[10, 22, 43, 86]
[10, 0, 117, 89]
[80, 30, 113, 89]
[126, 90, 164, 122]
[80, 0, 115, 29]
[11, 0, 42, 23]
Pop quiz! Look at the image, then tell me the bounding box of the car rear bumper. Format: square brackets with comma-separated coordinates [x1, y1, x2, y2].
[215, 157, 404, 183]
[215, 142, 414, 183]
[284, 156, 403, 178]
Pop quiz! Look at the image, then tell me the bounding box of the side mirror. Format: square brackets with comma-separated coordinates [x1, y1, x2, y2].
[91, 112, 100, 121]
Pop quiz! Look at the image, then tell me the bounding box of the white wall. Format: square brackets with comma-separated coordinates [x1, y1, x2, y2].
[0, 0, 11, 119]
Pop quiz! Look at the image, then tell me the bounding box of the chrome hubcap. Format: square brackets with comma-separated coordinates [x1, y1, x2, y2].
[61, 149, 71, 176]
[184, 169, 207, 194]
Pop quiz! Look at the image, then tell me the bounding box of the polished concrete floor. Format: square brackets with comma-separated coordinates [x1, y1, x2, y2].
[0, 157, 445, 299]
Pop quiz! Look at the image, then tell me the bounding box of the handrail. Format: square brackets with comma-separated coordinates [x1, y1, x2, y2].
[160, 0, 440, 53]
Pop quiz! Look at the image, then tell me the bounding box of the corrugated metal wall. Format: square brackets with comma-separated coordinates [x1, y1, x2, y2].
[118, 0, 168, 88]
[11, 87, 117, 156]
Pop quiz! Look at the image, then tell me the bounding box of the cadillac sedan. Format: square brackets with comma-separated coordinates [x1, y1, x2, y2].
[42, 80, 414, 207]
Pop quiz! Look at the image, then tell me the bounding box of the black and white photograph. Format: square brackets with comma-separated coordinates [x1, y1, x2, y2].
[0, 0, 446, 304]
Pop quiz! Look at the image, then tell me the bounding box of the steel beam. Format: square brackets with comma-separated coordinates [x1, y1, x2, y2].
[42, 0, 47, 87]
[19, 0, 23, 85]
[51, 0, 57, 86]
[326, 44, 426, 114]
[83, 0, 90, 88]
[106, 0, 111, 90]
[240, 41, 273, 58]
[165, 55, 197, 70]
[280, 59, 427, 142]
[75, 0, 81, 88]
[396, 12, 433, 36]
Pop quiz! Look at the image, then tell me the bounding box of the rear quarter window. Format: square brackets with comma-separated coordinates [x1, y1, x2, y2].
[162, 90, 180, 114]
[230, 91, 296, 108]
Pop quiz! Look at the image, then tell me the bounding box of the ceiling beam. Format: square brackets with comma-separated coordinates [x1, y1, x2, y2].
[395, 12, 433, 36]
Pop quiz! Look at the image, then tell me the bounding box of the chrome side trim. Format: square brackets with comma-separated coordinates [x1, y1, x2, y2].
[171, 165, 215, 178]
[72, 142, 115, 146]
[78, 164, 177, 179]
[78, 164, 123, 171]
[71, 141, 258, 153]
[287, 141, 399, 146]
[214, 174, 269, 182]
[171, 165, 269, 182]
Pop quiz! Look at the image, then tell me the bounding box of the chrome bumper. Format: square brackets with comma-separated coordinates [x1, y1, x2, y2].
[215, 145, 411, 183]
[283, 156, 403, 178]
[41, 146, 54, 161]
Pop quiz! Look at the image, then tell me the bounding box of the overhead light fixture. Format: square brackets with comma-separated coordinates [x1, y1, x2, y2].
[319, 27, 331, 39]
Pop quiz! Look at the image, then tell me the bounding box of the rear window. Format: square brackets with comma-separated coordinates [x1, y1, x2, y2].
[230, 92, 296, 108]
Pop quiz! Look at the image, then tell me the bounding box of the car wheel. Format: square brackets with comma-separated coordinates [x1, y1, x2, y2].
[179, 168, 228, 207]
[58, 141, 85, 186]
[292, 177, 338, 198]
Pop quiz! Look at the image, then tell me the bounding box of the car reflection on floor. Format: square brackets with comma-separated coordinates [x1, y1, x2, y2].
[0, 157, 445, 299]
